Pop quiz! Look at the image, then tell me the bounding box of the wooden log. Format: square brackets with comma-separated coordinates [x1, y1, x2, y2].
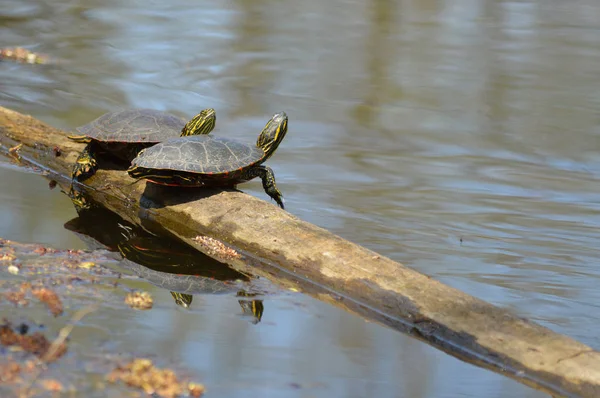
[1, 105, 599, 397]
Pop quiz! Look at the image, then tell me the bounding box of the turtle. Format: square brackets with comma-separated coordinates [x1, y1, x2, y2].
[128, 111, 288, 208]
[68, 108, 217, 181]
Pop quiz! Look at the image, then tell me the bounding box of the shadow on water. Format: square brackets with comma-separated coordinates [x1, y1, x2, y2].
[62, 186, 264, 323]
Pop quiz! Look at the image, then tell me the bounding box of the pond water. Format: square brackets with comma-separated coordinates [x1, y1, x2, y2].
[2, 0, 600, 396]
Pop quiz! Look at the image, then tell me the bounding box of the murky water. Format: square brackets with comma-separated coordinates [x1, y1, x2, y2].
[2, 0, 600, 396]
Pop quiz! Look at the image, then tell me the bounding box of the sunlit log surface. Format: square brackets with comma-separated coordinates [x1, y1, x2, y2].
[1, 105, 599, 397]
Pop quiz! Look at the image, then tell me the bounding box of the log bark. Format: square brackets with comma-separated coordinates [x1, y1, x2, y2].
[1, 106, 599, 397]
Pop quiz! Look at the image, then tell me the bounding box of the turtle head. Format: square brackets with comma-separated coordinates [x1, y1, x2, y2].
[256, 112, 288, 159]
[181, 108, 216, 136]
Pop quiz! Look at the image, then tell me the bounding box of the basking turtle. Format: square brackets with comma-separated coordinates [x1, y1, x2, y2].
[69, 108, 216, 181]
[128, 111, 288, 208]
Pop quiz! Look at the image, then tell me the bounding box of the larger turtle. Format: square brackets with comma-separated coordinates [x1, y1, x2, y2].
[128, 111, 288, 208]
[69, 108, 216, 181]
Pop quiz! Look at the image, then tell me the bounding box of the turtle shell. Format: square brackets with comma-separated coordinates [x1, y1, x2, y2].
[76, 108, 187, 143]
[131, 135, 265, 174]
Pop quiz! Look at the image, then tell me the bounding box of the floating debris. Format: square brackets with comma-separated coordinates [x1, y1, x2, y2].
[39, 378, 64, 392]
[78, 261, 96, 269]
[0, 321, 67, 362]
[0, 362, 23, 383]
[0, 238, 208, 395]
[125, 291, 153, 310]
[5, 290, 29, 306]
[0, 47, 49, 64]
[192, 236, 241, 260]
[0, 251, 16, 262]
[188, 382, 205, 397]
[33, 246, 58, 255]
[4, 284, 64, 317]
[106, 358, 205, 398]
[32, 288, 64, 317]
[7, 264, 19, 275]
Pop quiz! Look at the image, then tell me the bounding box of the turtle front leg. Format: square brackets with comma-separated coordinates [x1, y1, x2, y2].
[72, 143, 98, 182]
[246, 165, 285, 209]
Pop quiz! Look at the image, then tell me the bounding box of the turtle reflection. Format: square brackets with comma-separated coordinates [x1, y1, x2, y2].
[63, 185, 93, 214]
[116, 225, 264, 323]
[63, 189, 263, 323]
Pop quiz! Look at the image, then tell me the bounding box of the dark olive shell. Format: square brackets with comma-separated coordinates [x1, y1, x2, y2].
[131, 135, 265, 174]
[77, 109, 186, 143]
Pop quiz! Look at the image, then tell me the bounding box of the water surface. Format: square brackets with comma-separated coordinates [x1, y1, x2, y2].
[2, 0, 600, 396]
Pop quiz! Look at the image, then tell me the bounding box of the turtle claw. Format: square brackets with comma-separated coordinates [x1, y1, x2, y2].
[266, 186, 285, 209]
[272, 192, 285, 210]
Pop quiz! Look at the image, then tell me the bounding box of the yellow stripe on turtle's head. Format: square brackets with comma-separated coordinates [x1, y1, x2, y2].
[256, 111, 288, 160]
[181, 108, 216, 137]
[170, 292, 193, 308]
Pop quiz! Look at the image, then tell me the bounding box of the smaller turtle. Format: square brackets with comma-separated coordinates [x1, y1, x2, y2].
[128, 112, 288, 208]
[69, 108, 216, 181]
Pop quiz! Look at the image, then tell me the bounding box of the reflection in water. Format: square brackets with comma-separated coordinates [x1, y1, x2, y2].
[63, 187, 263, 323]
[229, 0, 273, 117]
[351, 0, 401, 129]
